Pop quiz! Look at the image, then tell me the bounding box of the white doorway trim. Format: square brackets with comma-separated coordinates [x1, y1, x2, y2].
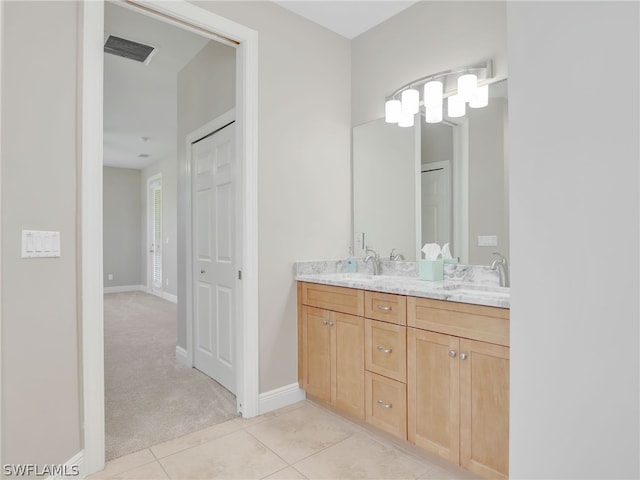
[80, 1, 259, 476]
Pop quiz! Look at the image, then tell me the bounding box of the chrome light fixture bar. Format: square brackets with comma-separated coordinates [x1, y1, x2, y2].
[385, 60, 493, 127]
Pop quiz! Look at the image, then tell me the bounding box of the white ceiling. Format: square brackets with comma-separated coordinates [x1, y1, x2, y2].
[103, 1, 416, 170]
[273, 1, 418, 39]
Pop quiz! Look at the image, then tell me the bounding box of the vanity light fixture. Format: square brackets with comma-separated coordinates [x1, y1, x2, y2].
[384, 60, 493, 125]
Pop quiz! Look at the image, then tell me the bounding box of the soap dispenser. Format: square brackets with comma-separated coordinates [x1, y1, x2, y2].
[345, 246, 357, 273]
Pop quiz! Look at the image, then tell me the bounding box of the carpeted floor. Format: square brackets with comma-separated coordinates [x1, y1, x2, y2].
[104, 291, 238, 460]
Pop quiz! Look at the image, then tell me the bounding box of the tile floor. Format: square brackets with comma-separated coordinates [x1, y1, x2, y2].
[88, 400, 475, 479]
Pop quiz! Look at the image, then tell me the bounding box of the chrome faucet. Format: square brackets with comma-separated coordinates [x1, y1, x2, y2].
[389, 249, 405, 261]
[363, 247, 381, 275]
[490, 252, 510, 287]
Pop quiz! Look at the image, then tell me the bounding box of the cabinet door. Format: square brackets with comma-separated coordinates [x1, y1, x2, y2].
[407, 327, 460, 463]
[333, 312, 365, 418]
[301, 305, 332, 402]
[459, 339, 510, 480]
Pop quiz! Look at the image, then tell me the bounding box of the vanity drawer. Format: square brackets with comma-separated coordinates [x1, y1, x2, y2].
[365, 371, 407, 440]
[301, 282, 364, 316]
[364, 291, 406, 325]
[365, 319, 406, 382]
[407, 296, 509, 347]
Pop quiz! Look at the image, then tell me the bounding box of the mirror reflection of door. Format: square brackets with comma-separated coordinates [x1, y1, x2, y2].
[421, 121, 454, 254]
[421, 161, 451, 249]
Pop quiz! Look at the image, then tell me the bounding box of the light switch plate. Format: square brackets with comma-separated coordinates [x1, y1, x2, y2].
[477, 235, 498, 247]
[22, 230, 61, 258]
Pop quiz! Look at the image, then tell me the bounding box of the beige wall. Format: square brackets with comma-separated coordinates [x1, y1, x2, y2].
[351, 1, 507, 126]
[508, 2, 639, 477]
[181, 2, 352, 393]
[1, 0, 81, 465]
[103, 167, 143, 288]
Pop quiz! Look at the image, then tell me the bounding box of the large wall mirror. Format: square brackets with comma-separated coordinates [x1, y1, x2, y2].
[352, 79, 508, 266]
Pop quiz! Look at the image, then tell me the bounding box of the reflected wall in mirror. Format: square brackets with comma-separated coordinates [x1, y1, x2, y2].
[352, 80, 508, 266]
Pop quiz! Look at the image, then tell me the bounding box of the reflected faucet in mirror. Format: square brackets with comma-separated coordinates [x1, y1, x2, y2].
[490, 252, 510, 287]
[390, 249, 405, 261]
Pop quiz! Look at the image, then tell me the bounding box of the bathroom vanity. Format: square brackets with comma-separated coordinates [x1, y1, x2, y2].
[296, 268, 509, 479]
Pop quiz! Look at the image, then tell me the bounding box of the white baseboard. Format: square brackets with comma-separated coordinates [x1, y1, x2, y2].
[259, 383, 306, 415]
[162, 291, 178, 304]
[176, 345, 189, 366]
[103, 284, 145, 294]
[44, 450, 83, 480]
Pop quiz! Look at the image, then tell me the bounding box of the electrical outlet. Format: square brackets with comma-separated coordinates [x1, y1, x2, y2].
[355, 232, 365, 250]
[477, 235, 498, 247]
[165, 278, 169, 286]
[108, 274, 113, 281]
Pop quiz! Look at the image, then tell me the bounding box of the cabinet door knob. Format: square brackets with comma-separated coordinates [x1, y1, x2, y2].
[377, 399, 393, 409]
[376, 304, 392, 312]
[376, 345, 392, 354]
[449, 350, 457, 358]
[460, 352, 468, 360]
[322, 319, 329, 326]
[328, 321, 334, 327]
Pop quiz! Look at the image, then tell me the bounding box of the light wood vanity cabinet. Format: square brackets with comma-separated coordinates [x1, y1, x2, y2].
[298, 281, 510, 479]
[407, 296, 510, 480]
[298, 283, 365, 418]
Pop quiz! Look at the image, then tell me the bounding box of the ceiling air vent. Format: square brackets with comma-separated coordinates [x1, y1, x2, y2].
[104, 35, 156, 64]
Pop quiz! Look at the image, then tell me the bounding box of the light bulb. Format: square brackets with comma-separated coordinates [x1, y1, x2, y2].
[398, 110, 414, 128]
[424, 81, 443, 108]
[457, 74, 477, 102]
[425, 106, 443, 123]
[385, 99, 402, 123]
[469, 84, 489, 108]
[447, 94, 466, 118]
[401, 89, 420, 115]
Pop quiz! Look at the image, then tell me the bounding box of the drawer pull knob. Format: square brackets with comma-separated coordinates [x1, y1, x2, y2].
[460, 352, 468, 360]
[377, 399, 393, 409]
[376, 345, 392, 354]
[376, 304, 392, 312]
[449, 350, 457, 358]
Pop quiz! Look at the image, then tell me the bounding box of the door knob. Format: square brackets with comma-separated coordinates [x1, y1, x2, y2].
[449, 350, 457, 358]
[460, 352, 468, 360]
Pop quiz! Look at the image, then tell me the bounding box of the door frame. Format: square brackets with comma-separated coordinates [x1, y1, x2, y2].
[185, 109, 238, 378]
[147, 172, 163, 296]
[80, 1, 259, 475]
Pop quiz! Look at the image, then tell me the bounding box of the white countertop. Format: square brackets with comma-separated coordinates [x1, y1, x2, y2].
[295, 272, 510, 309]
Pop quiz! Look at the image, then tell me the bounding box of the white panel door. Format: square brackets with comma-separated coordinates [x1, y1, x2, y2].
[192, 122, 236, 394]
[421, 162, 451, 250]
